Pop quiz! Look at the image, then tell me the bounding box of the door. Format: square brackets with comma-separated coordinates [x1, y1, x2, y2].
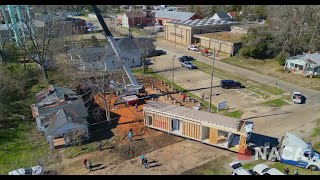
[148, 116, 153, 126]
[172, 119, 180, 131]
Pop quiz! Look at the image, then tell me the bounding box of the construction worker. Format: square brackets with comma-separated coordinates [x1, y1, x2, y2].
[128, 130, 133, 143]
[83, 159, 88, 169]
[135, 103, 138, 111]
[140, 154, 145, 164]
[96, 141, 102, 151]
[143, 158, 149, 169]
[201, 93, 205, 100]
[284, 167, 290, 175]
[294, 169, 299, 175]
[182, 94, 186, 102]
[88, 160, 93, 171]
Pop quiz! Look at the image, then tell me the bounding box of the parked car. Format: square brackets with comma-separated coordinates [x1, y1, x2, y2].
[154, 50, 166, 56]
[292, 91, 303, 104]
[187, 44, 199, 52]
[229, 161, 253, 175]
[181, 61, 197, 69]
[220, 80, 242, 89]
[8, 166, 43, 175]
[178, 56, 194, 62]
[253, 164, 285, 175]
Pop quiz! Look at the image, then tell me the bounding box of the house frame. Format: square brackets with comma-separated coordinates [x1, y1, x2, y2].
[143, 101, 252, 154]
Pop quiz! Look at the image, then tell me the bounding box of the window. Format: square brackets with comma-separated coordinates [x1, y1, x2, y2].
[262, 168, 270, 174]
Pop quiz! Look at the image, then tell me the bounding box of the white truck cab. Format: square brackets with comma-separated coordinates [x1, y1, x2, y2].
[280, 133, 320, 171]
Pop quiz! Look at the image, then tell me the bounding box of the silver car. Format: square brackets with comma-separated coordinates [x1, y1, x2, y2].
[8, 166, 43, 175]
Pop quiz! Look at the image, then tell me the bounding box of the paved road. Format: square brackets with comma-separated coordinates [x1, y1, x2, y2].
[153, 38, 320, 139]
[155, 38, 320, 105]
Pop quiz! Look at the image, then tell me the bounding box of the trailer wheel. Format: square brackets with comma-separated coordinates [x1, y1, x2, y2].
[308, 165, 318, 171]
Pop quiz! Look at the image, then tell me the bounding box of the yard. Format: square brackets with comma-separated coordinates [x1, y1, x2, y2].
[261, 98, 289, 107]
[193, 60, 285, 97]
[222, 57, 320, 91]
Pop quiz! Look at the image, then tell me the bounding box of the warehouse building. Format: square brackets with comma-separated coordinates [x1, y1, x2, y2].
[163, 19, 240, 46]
[143, 101, 253, 154]
[193, 31, 243, 57]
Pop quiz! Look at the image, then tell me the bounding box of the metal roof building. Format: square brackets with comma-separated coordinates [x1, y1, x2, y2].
[163, 19, 240, 46]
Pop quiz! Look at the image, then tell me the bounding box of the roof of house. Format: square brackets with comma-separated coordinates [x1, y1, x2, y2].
[37, 97, 89, 118]
[45, 108, 88, 136]
[169, 18, 240, 28]
[211, 12, 232, 20]
[286, 52, 320, 65]
[228, 12, 238, 18]
[124, 11, 146, 18]
[36, 85, 77, 106]
[71, 37, 155, 63]
[194, 31, 243, 43]
[152, 10, 197, 21]
[144, 101, 242, 130]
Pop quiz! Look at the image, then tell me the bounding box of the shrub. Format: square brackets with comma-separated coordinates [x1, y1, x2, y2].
[276, 52, 289, 66]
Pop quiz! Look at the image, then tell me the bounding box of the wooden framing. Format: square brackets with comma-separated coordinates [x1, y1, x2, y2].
[143, 102, 251, 153]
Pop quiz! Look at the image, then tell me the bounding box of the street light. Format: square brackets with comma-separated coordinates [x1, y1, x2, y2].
[208, 48, 215, 113]
[172, 55, 175, 84]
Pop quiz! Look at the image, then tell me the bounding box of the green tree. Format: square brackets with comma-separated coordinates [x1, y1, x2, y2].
[90, 35, 100, 47]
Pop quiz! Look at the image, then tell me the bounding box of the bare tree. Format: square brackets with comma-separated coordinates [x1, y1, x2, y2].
[135, 30, 156, 73]
[16, 6, 68, 81]
[68, 47, 115, 123]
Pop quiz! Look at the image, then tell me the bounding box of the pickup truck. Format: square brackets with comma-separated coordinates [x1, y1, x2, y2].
[187, 44, 199, 52]
[253, 164, 284, 175]
[181, 61, 197, 69]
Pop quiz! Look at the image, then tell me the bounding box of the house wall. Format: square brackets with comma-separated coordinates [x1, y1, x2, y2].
[164, 22, 236, 46]
[195, 35, 242, 57]
[81, 51, 142, 71]
[122, 14, 129, 28]
[143, 109, 247, 153]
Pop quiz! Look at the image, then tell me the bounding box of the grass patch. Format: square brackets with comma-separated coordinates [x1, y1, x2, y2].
[223, 110, 243, 119]
[193, 60, 285, 96]
[243, 160, 320, 175]
[0, 121, 50, 175]
[62, 142, 97, 159]
[261, 98, 289, 107]
[311, 119, 320, 137]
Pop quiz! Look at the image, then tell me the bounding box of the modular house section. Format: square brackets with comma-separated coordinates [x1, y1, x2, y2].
[143, 101, 251, 154]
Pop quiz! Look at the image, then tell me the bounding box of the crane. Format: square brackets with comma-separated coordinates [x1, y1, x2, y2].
[92, 5, 143, 96]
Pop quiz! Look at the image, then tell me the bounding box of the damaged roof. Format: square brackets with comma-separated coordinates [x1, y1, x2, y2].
[144, 101, 241, 130]
[45, 108, 88, 137]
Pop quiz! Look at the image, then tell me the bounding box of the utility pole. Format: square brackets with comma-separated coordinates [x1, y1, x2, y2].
[208, 48, 215, 113]
[172, 55, 175, 84]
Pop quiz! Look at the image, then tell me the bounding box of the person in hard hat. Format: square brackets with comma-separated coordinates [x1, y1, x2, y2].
[128, 130, 133, 143]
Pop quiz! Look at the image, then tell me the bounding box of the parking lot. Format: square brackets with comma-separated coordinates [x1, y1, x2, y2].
[150, 51, 268, 112]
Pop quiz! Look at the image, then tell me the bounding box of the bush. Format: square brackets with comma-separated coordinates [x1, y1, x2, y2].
[276, 52, 289, 66]
[239, 43, 268, 59]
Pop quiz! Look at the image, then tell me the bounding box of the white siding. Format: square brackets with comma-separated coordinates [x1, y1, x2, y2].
[122, 14, 129, 28]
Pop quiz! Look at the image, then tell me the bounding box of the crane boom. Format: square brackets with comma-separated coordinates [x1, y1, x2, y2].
[92, 5, 138, 86]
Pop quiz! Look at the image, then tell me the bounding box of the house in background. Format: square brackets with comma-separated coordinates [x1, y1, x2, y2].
[69, 37, 156, 71]
[31, 85, 89, 150]
[228, 11, 239, 21]
[119, 11, 155, 28]
[211, 12, 232, 21]
[284, 52, 320, 77]
[152, 10, 203, 26]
